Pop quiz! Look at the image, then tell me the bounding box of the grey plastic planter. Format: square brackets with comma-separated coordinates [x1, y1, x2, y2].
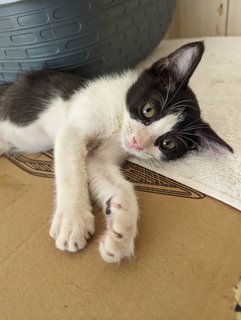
[0, 0, 176, 84]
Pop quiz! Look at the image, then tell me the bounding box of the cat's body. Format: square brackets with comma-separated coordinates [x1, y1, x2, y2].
[0, 70, 134, 154]
[0, 42, 232, 262]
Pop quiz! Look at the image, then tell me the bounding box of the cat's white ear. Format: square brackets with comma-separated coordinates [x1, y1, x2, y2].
[196, 122, 233, 154]
[166, 41, 204, 85]
[151, 41, 205, 86]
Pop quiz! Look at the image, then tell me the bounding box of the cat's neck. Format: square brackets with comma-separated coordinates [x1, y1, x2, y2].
[67, 68, 139, 144]
[107, 69, 140, 133]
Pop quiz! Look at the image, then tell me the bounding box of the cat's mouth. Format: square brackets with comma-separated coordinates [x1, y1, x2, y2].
[122, 135, 149, 159]
[127, 137, 143, 151]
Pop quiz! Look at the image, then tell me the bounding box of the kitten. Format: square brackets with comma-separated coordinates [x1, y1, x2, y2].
[0, 42, 232, 263]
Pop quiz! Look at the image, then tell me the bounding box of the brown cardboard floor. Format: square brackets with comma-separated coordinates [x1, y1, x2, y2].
[0, 155, 240, 320]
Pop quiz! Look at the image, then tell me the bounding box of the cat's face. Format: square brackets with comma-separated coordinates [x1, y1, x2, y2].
[121, 41, 232, 161]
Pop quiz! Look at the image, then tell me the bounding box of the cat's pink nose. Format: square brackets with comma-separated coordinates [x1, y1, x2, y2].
[130, 137, 143, 151]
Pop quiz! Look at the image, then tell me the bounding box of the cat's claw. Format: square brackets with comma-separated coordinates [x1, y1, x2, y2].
[99, 206, 137, 263]
[50, 210, 95, 252]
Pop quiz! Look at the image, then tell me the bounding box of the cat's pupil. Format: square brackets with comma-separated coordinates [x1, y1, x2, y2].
[161, 139, 176, 150]
[142, 103, 155, 119]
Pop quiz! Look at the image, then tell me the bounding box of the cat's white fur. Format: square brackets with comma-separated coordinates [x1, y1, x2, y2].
[0, 70, 181, 263]
[0, 97, 67, 153]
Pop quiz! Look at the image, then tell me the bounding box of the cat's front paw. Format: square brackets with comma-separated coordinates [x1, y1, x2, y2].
[50, 210, 95, 252]
[99, 201, 137, 263]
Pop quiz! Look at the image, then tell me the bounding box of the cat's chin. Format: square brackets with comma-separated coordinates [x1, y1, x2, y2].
[128, 149, 147, 159]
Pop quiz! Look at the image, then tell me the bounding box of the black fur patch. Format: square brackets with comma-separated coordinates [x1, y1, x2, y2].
[0, 70, 86, 126]
[235, 304, 241, 312]
[105, 198, 112, 215]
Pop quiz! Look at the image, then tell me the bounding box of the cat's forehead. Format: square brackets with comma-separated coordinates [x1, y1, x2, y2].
[126, 69, 166, 105]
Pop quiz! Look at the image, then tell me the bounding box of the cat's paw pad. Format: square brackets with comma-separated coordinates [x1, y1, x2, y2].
[50, 211, 95, 252]
[99, 209, 137, 263]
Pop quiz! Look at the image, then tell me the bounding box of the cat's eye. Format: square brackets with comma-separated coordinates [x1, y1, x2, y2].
[142, 103, 156, 119]
[161, 138, 176, 150]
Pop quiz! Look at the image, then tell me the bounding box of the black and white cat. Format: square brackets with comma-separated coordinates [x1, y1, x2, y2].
[0, 42, 232, 263]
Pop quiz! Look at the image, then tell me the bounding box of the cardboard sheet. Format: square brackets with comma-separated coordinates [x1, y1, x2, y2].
[0, 153, 240, 320]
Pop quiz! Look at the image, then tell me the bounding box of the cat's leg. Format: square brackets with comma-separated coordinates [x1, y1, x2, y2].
[100, 175, 139, 263]
[0, 139, 11, 155]
[88, 155, 139, 263]
[50, 125, 95, 252]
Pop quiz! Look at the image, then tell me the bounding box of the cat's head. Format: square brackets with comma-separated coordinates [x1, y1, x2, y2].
[121, 41, 233, 161]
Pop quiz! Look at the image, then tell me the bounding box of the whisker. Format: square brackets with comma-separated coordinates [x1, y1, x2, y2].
[145, 158, 163, 190]
[167, 99, 197, 108]
[167, 104, 198, 113]
[177, 118, 207, 131]
[179, 131, 201, 137]
[176, 136, 189, 151]
[163, 69, 172, 109]
[152, 90, 165, 105]
[166, 49, 202, 106]
[149, 157, 162, 169]
[178, 134, 199, 148]
[145, 158, 154, 183]
[153, 68, 172, 112]
[178, 124, 208, 132]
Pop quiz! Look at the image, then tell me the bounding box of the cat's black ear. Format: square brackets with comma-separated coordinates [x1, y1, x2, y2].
[195, 122, 233, 153]
[152, 41, 205, 87]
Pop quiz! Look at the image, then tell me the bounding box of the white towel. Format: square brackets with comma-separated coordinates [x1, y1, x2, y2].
[132, 37, 241, 211]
